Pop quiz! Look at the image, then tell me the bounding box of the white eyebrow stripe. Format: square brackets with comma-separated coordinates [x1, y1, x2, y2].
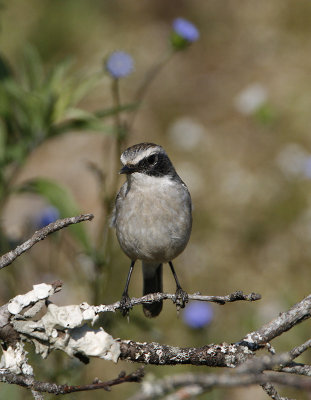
[120, 153, 128, 165]
[121, 146, 163, 165]
[131, 148, 157, 164]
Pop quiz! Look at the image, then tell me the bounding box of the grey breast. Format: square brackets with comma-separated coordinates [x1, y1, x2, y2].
[114, 177, 192, 262]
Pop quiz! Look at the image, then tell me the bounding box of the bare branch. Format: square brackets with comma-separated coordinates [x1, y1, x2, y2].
[0, 368, 144, 394]
[0, 214, 94, 270]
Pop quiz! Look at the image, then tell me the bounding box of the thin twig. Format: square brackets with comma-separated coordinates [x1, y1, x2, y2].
[86, 290, 261, 314]
[0, 214, 94, 270]
[289, 339, 311, 360]
[236, 339, 311, 376]
[0, 368, 144, 395]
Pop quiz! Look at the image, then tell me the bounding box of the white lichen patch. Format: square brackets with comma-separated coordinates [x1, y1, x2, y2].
[65, 325, 120, 362]
[206, 347, 216, 355]
[244, 333, 263, 343]
[8, 283, 54, 315]
[41, 304, 86, 335]
[0, 342, 33, 375]
[81, 307, 98, 325]
[228, 344, 237, 353]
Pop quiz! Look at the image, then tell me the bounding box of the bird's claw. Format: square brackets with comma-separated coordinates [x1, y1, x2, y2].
[174, 287, 189, 311]
[119, 293, 132, 317]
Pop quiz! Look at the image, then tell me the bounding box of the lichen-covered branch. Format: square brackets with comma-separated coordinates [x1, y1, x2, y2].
[240, 294, 311, 350]
[281, 364, 311, 377]
[118, 341, 253, 367]
[288, 338, 311, 360]
[0, 214, 94, 270]
[1, 283, 310, 370]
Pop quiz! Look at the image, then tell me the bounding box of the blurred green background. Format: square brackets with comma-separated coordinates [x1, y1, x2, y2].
[0, 1, 311, 399]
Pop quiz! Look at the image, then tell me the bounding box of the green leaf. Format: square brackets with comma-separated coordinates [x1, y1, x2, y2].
[69, 72, 103, 106]
[17, 178, 92, 253]
[0, 53, 13, 81]
[44, 58, 73, 91]
[49, 69, 103, 123]
[49, 108, 113, 136]
[50, 102, 139, 135]
[0, 119, 7, 163]
[64, 107, 96, 120]
[21, 45, 45, 90]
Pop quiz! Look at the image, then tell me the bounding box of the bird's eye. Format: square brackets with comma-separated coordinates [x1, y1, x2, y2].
[147, 154, 157, 165]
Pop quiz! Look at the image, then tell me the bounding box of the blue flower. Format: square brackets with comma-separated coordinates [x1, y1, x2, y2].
[105, 51, 134, 79]
[182, 301, 213, 329]
[173, 18, 200, 43]
[36, 206, 60, 229]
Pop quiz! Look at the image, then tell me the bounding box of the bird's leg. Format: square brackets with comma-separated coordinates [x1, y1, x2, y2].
[169, 261, 189, 311]
[120, 260, 136, 317]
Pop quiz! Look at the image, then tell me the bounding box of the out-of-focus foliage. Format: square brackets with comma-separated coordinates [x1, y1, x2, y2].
[0, 46, 104, 158]
[0, 44, 137, 257]
[18, 178, 92, 253]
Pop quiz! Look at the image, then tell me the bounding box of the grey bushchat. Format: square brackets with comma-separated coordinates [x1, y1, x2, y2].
[112, 143, 192, 317]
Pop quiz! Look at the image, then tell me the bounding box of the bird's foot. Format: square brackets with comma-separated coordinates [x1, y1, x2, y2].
[174, 287, 189, 312]
[119, 293, 133, 317]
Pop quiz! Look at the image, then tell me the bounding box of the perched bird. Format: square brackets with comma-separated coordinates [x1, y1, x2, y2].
[112, 143, 192, 317]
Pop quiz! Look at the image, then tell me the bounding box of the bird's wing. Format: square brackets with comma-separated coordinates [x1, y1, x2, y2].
[109, 182, 127, 228]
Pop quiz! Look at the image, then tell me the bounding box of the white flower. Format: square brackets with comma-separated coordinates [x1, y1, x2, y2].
[168, 117, 206, 150]
[234, 83, 268, 115]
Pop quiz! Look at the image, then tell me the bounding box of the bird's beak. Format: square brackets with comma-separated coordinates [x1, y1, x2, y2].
[119, 164, 135, 174]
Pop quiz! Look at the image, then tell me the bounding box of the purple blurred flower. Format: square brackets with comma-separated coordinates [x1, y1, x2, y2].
[173, 18, 200, 42]
[36, 206, 60, 229]
[182, 301, 213, 329]
[105, 51, 134, 79]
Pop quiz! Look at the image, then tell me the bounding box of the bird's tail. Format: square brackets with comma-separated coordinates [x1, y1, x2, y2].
[142, 262, 163, 318]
